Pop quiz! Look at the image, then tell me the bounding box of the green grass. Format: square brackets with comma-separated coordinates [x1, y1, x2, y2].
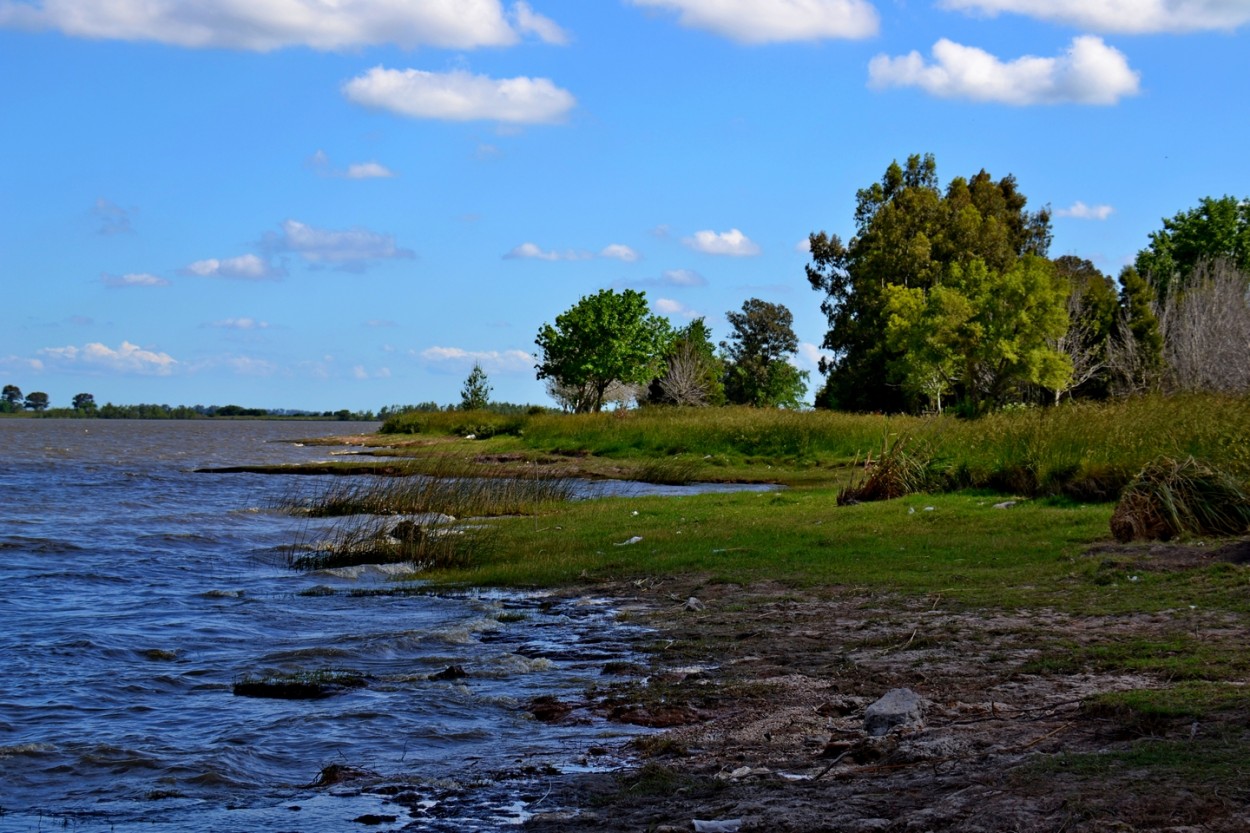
[373, 394, 1250, 496]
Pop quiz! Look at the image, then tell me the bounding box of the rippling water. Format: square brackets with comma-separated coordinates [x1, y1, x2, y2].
[0, 420, 652, 832]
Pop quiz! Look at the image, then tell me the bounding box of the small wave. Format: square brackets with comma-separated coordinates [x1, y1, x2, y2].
[0, 536, 86, 554]
[0, 742, 55, 758]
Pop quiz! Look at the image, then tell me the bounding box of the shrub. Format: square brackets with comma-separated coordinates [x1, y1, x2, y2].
[1110, 456, 1250, 542]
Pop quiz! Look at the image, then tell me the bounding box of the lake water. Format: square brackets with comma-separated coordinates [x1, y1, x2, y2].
[0, 420, 657, 832]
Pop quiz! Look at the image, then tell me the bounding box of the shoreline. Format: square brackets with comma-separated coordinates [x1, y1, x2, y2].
[522, 571, 1250, 833]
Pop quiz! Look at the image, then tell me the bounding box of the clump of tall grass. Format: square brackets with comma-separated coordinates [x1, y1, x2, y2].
[379, 408, 527, 438]
[277, 456, 577, 518]
[1110, 456, 1250, 542]
[631, 456, 704, 485]
[288, 514, 486, 571]
[837, 433, 936, 504]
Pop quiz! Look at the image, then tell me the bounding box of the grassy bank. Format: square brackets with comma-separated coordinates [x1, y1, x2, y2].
[325, 396, 1250, 828]
[378, 394, 1250, 496]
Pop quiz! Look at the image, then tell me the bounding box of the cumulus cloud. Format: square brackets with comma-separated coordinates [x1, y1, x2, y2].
[684, 228, 761, 256]
[511, 0, 569, 44]
[309, 150, 395, 179]
[938, 0, 1250, 35]
[102, 272, 169, 288]
[630, 0, 878, 43]
[182, 253, 285, 280]
[207, 317, 271, 330]
[418, 346, 535, 373]
[868, 36, 1141, 106]
[796, 342, 833, 371]
[38, 340, 177, 375]
[92, 197, 133, 235]
[1056, 201, 1115, 220]
[0, 0, 569, 50]
[795, 238, 812, 253]
[654, 298, 700, 319]
[343, 67, 576, 125]
[503, 242, 592, 261]
[601, 243, 641, 262]
[345, 162, 394, 179]
[264, 219, 414, 271]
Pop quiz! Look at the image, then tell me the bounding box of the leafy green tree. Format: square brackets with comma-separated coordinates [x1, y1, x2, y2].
[807, 153, 1051, 411]
[536, 288, 673, 413]
[459, 362, 492, 411]
[1052, 256, 1118, 400]
[72, 392, 97, 412]
[720, 298, 808, 408]
[1107, 265, 1165, 394]
[24, 391, 49, 411]
[2, 384, 21, 410]
[884, 255, 1071, 412]
[648, 318, 725, 406]
[1135, 195, 1250, 300]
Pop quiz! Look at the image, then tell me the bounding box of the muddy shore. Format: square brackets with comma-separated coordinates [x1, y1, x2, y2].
[524, 565, 1250, 833]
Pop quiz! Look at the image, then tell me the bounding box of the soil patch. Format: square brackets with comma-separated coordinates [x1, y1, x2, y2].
[526, 576, 1250, 833]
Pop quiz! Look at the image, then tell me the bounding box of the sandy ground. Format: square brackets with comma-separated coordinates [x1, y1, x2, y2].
[522, 545, 1250, 833]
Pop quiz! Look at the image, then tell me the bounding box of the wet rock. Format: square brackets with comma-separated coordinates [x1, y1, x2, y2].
[528, 695, 577, 723]
[864, 687, 925, 736]
[608, 704, 701, 728]
[352, 814, 398, 825]
[683, 596, 706, 612]
[311, 763, 378, 787]
[429, 664, 467, 681]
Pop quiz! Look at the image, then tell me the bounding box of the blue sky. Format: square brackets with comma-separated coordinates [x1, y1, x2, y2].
[2, 0, 1248, 411]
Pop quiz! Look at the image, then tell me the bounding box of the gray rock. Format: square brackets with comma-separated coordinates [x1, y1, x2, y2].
[864, 687, 925, 736]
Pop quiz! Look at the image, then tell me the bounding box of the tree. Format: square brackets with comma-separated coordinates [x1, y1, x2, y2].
[807, 153, 1051, 411]
[2, 384, 21, 408]
[1106, 266, 1165, 394]
[884, 255, 1071, 412]
[24, 391, 50, 411]
[1135, 195, 1250, 300]
[72, 392, 97, 412]
[535, 288, 673, 413]
[1051, 256, 1118, 401]
[459, 363, 492, 411]
[1157, 259, 1250, 394]
[720, 298, 808, 408]
[648, 318, 725, 406]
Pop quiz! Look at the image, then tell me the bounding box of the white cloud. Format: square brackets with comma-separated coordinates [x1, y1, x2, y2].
[796, 342, 832, 371]
[38, 340, 177, 375]
[207, 317, 270, 330]
[601, 243, 641, 262]
[938, 0, 1250, 35]
[345, 162, 394, 179]
[226, 355, 279, 376]
[503, 242, 592, 261]
[1056, 201, 1115, 220]
[418, 346, 535, 373]
[663, 268, 708, 287]
[343, 67, 575, 125]
[654, 297, 700, 319]
[794, 237, 812, 253]
[868, 36, 1141, 106]
[92, 197, 133, 235]
[265, 219, 414, 271]
[310, 150, 395, 179]
[102, 272, 169, 288]
[684, 228, 761, 256]
[350, 364, 391, 380]
[182, 253, 285, 280]
[510, 0, 569, 44]
[631, 0, 878, 43]
[0, 0, 569, 50]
